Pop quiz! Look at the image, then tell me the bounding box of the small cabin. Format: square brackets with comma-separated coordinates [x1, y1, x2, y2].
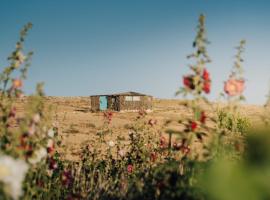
[90, 91, 153, 112]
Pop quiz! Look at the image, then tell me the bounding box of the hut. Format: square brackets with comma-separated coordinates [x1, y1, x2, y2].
[90, 91, 153, 112]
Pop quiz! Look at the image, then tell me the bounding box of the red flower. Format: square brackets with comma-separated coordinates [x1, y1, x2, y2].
[190, 121, 197, 131]
[150, 152, 158, 162]
[159, 136, 167, 149]
[62, 169, 73, 187]
[127, 164, 133, 173]
[183, 75, 195, 90]
[200, 111, 206, 124]
[48, 158, 58, 170]
[202, 69, 210, 81]
[103, 111, 113, 123]
[203, 81, 211, 94]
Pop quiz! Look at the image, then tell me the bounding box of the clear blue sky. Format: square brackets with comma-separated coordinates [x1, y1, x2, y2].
[0, 0, 269, 104]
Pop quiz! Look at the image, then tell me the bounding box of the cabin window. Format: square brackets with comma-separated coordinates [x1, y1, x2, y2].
[133, 96, 140, 101]
[125, 96, 141, 101]
[125, 96, 133, 101]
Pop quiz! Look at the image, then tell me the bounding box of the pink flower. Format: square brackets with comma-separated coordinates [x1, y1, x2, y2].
[12, 79, 23, 89]
[148, 119, 157, 126]
[224, 78, 245, 96]
[159, 136, 167, 149]
[127, 164, 133, 173]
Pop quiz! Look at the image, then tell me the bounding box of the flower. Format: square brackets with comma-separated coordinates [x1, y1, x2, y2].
[104, 111, 113, 123]
[61, 169, 73, 187]
[160, 136, 167, 149]
[9, 107, 16, 118]
[173, 142, 182, 151]
[127, 164, 133, 173]
[190, 121, 197, 131]
[47, 139, 54, 155]
[28, 124, 36, 135]
[181, 146, 190, 155]
[28, 148, 47, 165]
[203, 81, 211, 94]
[108, 140, 115, 147]
[148, 119, 157, 126]
[150, 152, 158, 162]
[47, 129, 54, 138]
[224, 78, 245, 96]
[200, 111, 207, 124]
[202, 69, 210, 81]
[118, 149, 126, 157]
[12, 79, 23, 89]
[32, 114, 40, 124]
[48, 158, 58, 170]
[183, 75, 195, 90]
[0, 155, 29, 200]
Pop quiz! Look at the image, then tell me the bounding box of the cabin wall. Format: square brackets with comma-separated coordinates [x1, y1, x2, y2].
[119, 95, 152, 111]
[90, 96, 100, 111]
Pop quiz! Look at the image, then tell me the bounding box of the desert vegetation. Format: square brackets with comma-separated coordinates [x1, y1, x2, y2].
[0, 15, 270, 200]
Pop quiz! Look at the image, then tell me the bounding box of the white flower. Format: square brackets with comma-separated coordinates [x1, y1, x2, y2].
[28, 148, 47, 165]
[32, 114, 40, 124]
[47, 129, 54, 138]
[28, 124, 36, 135]
[108, 140, 115, 147]
[118, 149, 126, 157]
[0, 155, 29, 200]
[47, 139, 54, 148]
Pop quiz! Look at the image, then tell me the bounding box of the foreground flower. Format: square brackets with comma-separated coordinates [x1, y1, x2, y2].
[203, 81, 211, 94]
[150, 152, 158, 162]
[200, 111, 207, 124]
[32, 113, 40, 124]
[118, 149, 126, 157]
[0, 155, 29, 200]
[183, 75, 195, 90]
[61, 169, 73, 187]
[224, 78, 245, 96]
[202, 69, 210, 81]
[108, 140, 115, 147]
[127, 164, 133, 173]
[190, 121, 198, 131]
[148, 119, 157, 126]
[12, 79, 23, 89]
[28, 147, 47, 165]
[47, 128, 54, 138]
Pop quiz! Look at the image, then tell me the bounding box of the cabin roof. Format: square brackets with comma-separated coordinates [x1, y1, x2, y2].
[90, 91, 150, 97]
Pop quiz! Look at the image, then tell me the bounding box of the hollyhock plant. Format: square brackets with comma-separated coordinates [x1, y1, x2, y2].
[223, 40, 246, 101]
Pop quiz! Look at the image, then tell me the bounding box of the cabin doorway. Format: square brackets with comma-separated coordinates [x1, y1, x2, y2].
[99, 96, 107, 111]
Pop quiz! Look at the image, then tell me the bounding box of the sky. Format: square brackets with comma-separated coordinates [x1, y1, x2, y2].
[0, 0, 269, 105]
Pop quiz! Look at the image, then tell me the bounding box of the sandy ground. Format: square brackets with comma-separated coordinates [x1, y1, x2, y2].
[16, 97, 269, 160]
